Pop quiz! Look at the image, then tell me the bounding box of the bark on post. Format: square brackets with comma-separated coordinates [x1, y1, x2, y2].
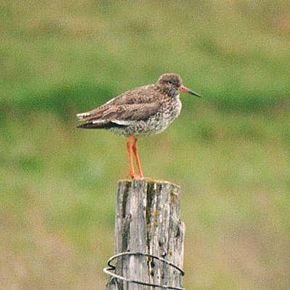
[105, 179, 185, 290]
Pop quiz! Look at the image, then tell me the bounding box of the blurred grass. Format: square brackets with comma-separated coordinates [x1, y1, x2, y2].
[1, 0, 290, 289]
[1, 0, 290, 113]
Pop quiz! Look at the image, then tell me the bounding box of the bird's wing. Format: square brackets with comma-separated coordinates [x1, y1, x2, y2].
[110, 85, 157, 105]
[78, 102, 161, 125]
[77, 85, 162, 124]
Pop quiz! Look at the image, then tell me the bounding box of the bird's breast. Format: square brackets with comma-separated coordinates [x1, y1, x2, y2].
[152, 95, 182, 131]
[164, 95, 182, 120]
[173, 95, 182, 117]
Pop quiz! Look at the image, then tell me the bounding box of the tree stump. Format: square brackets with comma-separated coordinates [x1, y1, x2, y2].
[105, 179, 185, 290]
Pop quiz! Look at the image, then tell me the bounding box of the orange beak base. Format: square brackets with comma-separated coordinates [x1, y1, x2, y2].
[179, 85, 201, 97]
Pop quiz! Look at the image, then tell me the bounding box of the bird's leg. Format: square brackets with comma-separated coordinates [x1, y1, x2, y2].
[132, 137, 144, 179]
[127, 136, 135, 179]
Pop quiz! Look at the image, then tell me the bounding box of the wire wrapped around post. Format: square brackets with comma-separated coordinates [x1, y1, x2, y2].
[104, 252, 185, 290]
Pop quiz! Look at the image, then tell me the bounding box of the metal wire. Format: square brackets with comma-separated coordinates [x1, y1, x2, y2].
[103, 251, 185, 290]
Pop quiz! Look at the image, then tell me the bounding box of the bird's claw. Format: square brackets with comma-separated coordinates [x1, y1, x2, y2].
[134, 175, 144, 180]
[128, 172, 144, 180]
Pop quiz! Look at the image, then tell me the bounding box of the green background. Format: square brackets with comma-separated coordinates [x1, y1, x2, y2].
[1, 1, 290, 289]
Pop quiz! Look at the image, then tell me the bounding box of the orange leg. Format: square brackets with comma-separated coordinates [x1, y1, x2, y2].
[132, 137, 144, 179]
[127, 136, 135, 179]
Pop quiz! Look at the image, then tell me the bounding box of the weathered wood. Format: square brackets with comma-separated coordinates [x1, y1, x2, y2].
[106, 179, 185, 290]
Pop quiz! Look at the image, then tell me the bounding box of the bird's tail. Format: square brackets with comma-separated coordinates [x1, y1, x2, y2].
[76, 112, 91, 120]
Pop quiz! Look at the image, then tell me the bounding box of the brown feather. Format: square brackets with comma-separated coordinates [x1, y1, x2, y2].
[78, 85, 162, 123]
[76, 73, 189, 136]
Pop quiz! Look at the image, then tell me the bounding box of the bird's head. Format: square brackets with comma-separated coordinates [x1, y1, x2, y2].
[157, 73, 201, 98]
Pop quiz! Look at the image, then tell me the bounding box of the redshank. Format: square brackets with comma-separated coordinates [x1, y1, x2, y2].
[77, 73, 200, 179]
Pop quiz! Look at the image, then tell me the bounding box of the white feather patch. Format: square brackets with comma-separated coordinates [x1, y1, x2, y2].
[76, 112, 91, 120]
[111, 119, 131, 126]
[92, 120, 106, 124]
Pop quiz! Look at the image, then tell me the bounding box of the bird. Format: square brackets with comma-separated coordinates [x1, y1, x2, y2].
[76, 73, 201, 179]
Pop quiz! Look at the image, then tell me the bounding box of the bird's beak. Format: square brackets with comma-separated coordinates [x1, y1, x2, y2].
[179, 85, 201, 97]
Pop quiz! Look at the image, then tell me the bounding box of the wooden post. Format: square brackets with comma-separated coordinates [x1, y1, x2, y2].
[105, 179, 185, 290]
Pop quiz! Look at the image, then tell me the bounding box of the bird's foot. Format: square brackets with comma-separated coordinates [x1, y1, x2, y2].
[133, 174, 144, 180]
[128, 171, 135, 179]
[128, 172, 144, 180]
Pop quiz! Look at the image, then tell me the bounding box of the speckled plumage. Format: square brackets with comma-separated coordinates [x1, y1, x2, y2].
[76, 73, 190, 137]
[109, 92, 182, 137]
